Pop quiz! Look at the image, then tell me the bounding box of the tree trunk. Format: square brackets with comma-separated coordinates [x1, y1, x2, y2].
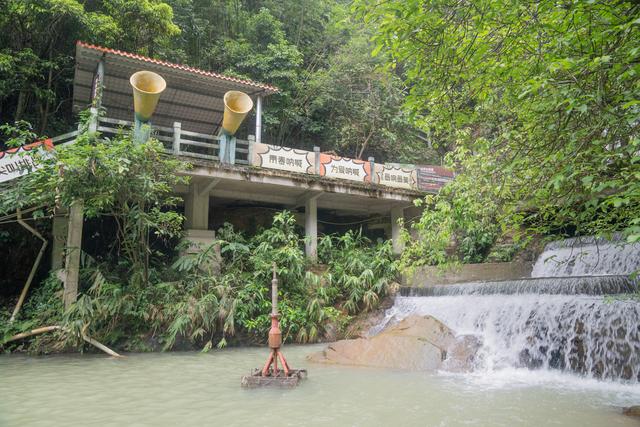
[15, 90, 28, 121]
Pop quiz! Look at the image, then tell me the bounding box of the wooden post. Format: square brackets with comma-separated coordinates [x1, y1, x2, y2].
[173, 121, 181, 155]
[10, 209, 48, 322]
[50, 208, 68, 270]
[63, 200, 84, 308]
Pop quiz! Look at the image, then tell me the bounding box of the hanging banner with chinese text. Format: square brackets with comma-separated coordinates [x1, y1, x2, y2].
[375, 164, 417, 190]
[319, 154, 371, 183]
[251, 143, 314, 174]
[0, 139, 54, 184]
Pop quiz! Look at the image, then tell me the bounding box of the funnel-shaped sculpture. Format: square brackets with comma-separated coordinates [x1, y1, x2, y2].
[222, 91, 253, 135]
[130, 71, 166, 123]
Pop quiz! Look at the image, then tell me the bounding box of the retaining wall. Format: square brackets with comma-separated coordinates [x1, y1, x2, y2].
[402, 262, 534, 287]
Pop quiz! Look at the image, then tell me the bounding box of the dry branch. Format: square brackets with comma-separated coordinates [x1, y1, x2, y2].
[4, 326, 62, 342]
[10, 208, 49, 322]
[3, 325, 124, 358]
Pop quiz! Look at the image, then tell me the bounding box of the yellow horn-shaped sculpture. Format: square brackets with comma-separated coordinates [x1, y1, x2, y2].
[222, 91, 254, 135]
[130, 71, 166, 122]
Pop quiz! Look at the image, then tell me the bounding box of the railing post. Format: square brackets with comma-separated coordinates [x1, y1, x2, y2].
[248, 135, 255, 165]
[368, 156, 377, 184]
[229, 136, 236, 165]
[255, 95, 263, 144]
[314, 146, 320, 175]
[218, 134, 227, 163]
[173, 122, 181, 155]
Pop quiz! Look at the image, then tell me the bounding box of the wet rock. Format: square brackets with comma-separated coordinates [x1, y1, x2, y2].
[343, 293, 398, 339]
[322, 321, 338, 342]
[441, 335, 482, 373]
[622, 406, 640, 417]
[308, 315, 480, 372]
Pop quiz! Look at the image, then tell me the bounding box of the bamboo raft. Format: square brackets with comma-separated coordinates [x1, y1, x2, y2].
[241, 368, 308, 388]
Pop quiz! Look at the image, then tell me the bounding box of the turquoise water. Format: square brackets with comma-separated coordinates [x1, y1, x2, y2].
[1, 345, 639, 426]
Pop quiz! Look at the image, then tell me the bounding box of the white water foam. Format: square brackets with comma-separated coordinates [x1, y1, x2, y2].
[532, 236, 640, 277]
[376, 295, 640, 383]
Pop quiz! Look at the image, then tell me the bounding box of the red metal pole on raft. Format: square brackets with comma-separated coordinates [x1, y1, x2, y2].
[261, 263, 290, 377]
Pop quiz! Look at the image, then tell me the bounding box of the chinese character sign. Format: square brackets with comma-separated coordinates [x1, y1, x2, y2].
[252, 143, 314, 174]
[319, 154, 370, 183]
[0, 139, 54, 184]
[249, 140, 453, 192]
[375, 164, 416, 190]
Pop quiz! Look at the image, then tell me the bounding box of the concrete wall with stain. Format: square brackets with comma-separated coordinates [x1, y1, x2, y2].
[403, 261, 534, 287]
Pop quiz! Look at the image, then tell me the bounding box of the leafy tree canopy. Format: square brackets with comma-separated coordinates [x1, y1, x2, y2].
[356, 0, 640, 247]
[0, 0, 436, 164]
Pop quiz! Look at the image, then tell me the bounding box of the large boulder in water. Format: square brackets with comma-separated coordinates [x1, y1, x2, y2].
[623, 406, 640, 417]
[307, 315, 480, 372]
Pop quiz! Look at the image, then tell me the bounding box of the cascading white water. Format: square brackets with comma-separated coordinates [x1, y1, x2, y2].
[378, 295, 640, 382]
[401, 275, 637, 296]
[532, 235, 640, 277]
[377, 236, 640, 383]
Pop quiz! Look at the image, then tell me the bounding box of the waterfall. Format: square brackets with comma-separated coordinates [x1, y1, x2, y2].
[379, 236, 640, 383]
[401, 275, 637, 296]
[532, 235, 640, 277]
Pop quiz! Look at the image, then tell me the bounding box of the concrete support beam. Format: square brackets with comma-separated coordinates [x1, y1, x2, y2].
[63, 200, 84, 308]
[199, 178, 220, 197]
[305, 197, 318, 261]
[390, 206, 405, 255]
[51, 209, 68, 270]
[291, 190, 323, 209]
[212, 188, 295, 206]
[184, 181, 210, 230]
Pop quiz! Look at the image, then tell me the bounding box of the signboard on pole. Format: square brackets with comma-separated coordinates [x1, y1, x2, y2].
[415, 165, 454, 191]
[0, 139, 54, 184]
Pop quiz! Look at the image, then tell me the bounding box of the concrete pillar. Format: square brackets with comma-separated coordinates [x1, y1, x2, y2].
[51, 209, 68, 270]
[255, 95, 263, 144]
[63, 200, 84, 308]
[390, 206, 405, 255]
[305, 197, 318, 261]
[183, 180, 219, 272]
[184, 181, 210, 230]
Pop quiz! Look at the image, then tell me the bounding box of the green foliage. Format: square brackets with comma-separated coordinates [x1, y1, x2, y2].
[0, 0, 180, 134]
[358, 0, 640, 254]
[1, 0, 434, 164]
[1, 211, 398, 353]
[318, 230, 398, 314]
[400, 143, 504, 267]
[0, 117, 188, 284]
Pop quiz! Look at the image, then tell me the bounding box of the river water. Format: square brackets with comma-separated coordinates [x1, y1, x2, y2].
[1, 345, 639, 427]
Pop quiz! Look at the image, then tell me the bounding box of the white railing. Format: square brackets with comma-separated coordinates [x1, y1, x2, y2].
[51, 130, 79, 146]
[46, 116, 451, 192]
[96, 117, 252, 165]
